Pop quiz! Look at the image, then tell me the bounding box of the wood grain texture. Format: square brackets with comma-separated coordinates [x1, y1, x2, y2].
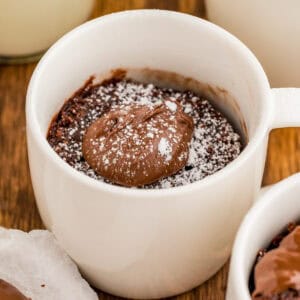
[0, 0, 299, 299]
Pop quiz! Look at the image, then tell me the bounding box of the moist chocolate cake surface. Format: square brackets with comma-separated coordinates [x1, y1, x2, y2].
[250, 223, 300, 300]
[47, 75, 242, 188]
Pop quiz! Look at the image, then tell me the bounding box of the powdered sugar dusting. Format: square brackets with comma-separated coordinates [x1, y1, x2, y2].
[47, 77, 242, 189]
[158, 138, 172, 162]
[165, 100, 177, 112]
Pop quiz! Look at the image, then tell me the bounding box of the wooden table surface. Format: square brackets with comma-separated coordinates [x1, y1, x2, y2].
[1, 1, 300, 299]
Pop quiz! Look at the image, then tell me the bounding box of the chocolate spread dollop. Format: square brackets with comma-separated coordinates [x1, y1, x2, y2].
[82, 101, 194, 187]
[253, 226, 300, 298]
[0, 279, 30, 300]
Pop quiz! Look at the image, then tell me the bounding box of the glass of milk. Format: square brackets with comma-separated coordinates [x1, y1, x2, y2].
[206, 0, 300, 87]
[0, 0, 95, 64]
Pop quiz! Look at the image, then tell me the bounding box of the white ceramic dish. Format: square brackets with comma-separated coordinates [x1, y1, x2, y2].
[227, 173, 300, 300]
[26, 10, 300, 299]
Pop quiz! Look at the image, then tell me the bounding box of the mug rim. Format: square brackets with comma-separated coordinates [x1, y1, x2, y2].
[229, 173, 300, 299]
[26, 9, 272, 197]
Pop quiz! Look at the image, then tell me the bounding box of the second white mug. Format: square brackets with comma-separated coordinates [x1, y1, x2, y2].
[227, 173, 300, 300]
[206, 0, 300, 87]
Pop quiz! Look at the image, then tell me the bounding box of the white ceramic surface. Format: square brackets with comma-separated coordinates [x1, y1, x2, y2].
[227, 173, 300, 300]
[205, 0, 300, 87]
[26, 10, 300, 299]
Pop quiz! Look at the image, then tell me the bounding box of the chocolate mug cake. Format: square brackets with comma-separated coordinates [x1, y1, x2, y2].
[250, 222, 300, 299]
[47, 69, 243, 188]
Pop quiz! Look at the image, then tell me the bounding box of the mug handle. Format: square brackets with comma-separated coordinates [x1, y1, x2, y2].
[271, 88, 300, 128]
[254, 88, 300, 202]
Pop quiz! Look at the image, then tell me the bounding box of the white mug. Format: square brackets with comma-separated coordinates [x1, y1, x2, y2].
[0, 0, 95, 63]
[26, 10, 300, 299]
[227, 173, 300, 300]
[205, 0, 300, 87]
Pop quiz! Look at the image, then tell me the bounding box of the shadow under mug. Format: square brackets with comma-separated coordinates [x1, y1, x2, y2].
[26, 10, 300, 299]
